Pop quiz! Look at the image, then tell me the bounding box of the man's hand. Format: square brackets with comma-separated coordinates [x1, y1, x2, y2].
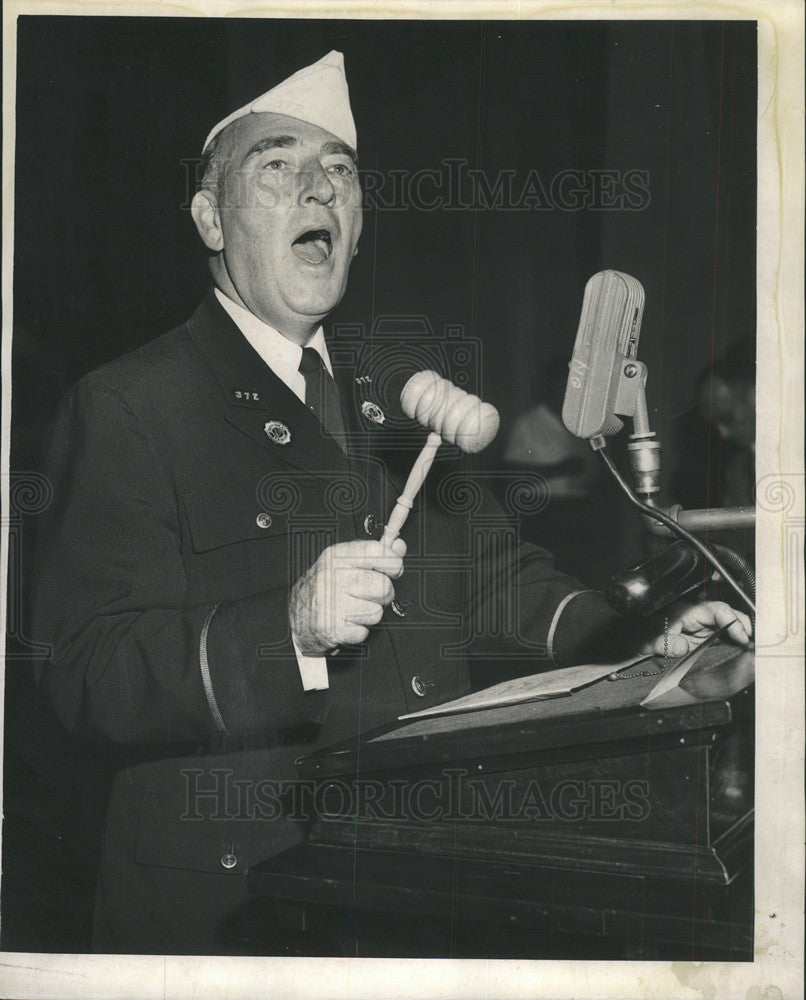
[289, 538, 407, 656]
[643, 600, 753, 658]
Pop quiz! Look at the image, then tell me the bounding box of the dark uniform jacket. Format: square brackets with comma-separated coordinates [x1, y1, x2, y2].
[32, 291, 626, 953]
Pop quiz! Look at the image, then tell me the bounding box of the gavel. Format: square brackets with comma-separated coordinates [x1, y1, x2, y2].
[381, 370, 500, 547]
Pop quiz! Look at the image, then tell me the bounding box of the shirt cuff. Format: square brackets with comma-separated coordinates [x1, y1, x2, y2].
[292, 634, 330, 691]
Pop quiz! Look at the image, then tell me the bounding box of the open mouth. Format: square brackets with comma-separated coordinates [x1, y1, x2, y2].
[291, 229, 333, 265]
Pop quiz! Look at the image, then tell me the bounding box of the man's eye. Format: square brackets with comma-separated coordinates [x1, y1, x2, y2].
[327, 162, 354, 178]
[263, 159, 286, 171]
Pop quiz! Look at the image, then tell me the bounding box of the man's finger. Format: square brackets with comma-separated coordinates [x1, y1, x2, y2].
[364, 549, 405, 579]
[389, 537, 407, 559]
[344, 598, 385, 627]
[726, 616, 752, 646]
[700, 600, 753, 644]
[340, 624, 370, 647]
[653, 632, 690, 657]
[673, 601, 744, 633]
[332, 540, 405, 578]
[342, 569, 394, 604]
[737, 609, 752, 634]
[693, 601, 752, 645]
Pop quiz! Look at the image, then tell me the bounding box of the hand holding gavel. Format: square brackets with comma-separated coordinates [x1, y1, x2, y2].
[289, 538, 407, 655]
[289, 371, 499, 654]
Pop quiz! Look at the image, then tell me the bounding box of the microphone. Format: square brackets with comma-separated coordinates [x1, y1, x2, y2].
[562, 269, 662, 498]
[561, 271, 756, 617]
[561, 270, 646, 440]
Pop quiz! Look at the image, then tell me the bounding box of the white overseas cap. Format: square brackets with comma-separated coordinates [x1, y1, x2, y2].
[202, 50, 357, 154]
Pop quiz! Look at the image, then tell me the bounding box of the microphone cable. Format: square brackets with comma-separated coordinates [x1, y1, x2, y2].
[592, 439, 756, 616]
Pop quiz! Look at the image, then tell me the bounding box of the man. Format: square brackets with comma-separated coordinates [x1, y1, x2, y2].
[32, 51, 751, 954]
[672, 337, 755, 564]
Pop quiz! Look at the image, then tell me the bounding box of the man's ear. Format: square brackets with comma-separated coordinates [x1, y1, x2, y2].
[191, 190, 224, 252]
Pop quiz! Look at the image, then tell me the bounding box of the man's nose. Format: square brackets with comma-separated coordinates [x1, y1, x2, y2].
[297, 162, 336, 206]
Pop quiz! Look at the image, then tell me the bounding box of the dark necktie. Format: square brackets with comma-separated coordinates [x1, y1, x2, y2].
[298, 346, 348, 453]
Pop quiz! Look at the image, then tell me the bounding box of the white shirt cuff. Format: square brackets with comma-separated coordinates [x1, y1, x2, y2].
[292, 634, 330, 690]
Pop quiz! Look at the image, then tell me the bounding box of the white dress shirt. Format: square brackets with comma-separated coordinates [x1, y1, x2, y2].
[215, 289, 330, 691]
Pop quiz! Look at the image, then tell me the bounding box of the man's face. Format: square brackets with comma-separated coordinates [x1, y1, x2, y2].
[212, 112, 363, 338]
[699, 377, 755, 449]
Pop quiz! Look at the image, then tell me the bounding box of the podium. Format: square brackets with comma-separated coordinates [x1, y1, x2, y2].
[242, 646, 754, 959]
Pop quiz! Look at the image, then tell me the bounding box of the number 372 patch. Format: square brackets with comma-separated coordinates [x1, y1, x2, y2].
[230, 388, 263, 406]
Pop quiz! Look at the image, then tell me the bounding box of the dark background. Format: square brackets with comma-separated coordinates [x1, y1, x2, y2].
[5, 16, 756, 952]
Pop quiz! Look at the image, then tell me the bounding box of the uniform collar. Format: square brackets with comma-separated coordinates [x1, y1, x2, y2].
[214, 289, 333, 401]
[187, 289, 349, 476]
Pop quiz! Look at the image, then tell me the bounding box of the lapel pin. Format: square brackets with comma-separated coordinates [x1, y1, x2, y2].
[264, 420, 291, 445]
[361, 401, 385, 425]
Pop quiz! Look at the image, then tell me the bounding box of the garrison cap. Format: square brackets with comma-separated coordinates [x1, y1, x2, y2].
[202, 50, 357, 154]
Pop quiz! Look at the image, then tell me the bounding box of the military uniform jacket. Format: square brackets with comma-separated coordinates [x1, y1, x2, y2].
[32, 291, 624, 952]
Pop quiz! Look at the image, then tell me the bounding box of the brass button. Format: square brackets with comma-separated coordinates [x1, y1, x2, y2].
[363, 513, 378, 536]
[220, 852, 237, 870]
[411, 675, 427, 698]
[391, 600, 407, 618]
[256, 512, 272, 530]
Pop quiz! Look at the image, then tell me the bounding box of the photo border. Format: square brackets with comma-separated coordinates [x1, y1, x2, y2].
[1, 2, 802, 998]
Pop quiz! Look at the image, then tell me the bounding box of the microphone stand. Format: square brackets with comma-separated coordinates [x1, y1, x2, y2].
[589, 372, 756, 616]
[640, 503, 755, 538]
[624, 383, 755, 535]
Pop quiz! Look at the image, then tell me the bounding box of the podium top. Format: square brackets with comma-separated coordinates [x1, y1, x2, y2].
[296, 644, 753, 780]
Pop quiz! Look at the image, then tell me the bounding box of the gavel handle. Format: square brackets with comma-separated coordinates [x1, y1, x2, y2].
[381, 432, 442, 547]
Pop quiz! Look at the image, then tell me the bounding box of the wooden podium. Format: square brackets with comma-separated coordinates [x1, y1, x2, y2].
[241, 646, 754, 959]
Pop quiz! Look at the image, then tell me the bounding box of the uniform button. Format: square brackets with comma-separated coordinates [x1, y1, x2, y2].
[256, 512, 272, 529]
[220, 852, 237, 870]
[363, 513, 378, 536]
[411, 675, 427, 697]
[391, 600, 407, 618]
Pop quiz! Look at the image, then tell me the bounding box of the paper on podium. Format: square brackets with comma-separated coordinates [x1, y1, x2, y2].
[640, 621, 752, 708]
[398, 654, 654, 721]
